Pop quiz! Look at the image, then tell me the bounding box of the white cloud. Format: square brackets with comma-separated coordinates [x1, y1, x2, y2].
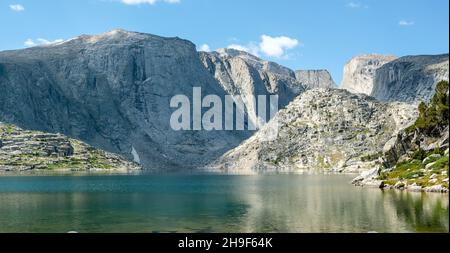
[24, 38, 64, 47]
[259, 35, 299, 58]
[399, 20, 414, 26]
[227, 43, 260, 57]
[9, 4, 25, 12]
[24, 39, 36, 47]
[226, 35, 299, 59]
[198, 44, 211, 52]
[121, 0, 180, 5]
[227, 44, 248, 52]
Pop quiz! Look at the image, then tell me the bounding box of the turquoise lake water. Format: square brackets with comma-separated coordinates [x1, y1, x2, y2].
[0, 174, 448, 233]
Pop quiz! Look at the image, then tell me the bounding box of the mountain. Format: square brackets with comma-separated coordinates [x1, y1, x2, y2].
[295, 70, 336, 89]
[199, 48, 305, 109]
[0, 122, 141, 173]
[212, 53, 448, 175]
[200, 48, 336, 95]
[341, 54, 397, 95]
[371, 54, 449, 103]
[199, 49, 340, 127]
[340, 53, 449, 103]
[0, 29, 250, 170]
[1, 29, 340, 171]
[210, 88, 417, 174]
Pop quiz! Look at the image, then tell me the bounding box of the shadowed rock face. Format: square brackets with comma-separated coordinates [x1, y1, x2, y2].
[199, 48, 305, 109]
[371, 54, 449, 103]
[341, 54, 398, 95]
[295, 70, 336, 89]
[0, 30, 252, 171]
[199, 48, 310, 130]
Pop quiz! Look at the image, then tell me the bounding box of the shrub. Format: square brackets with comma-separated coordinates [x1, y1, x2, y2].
[412, 149, 427, 160]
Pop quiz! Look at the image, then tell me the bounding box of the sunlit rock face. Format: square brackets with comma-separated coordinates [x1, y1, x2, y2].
[0, 29, 252, 170]
[371, 54, 449, 103]
[341, 54, 397, 95]
[211, 88, 417, 174]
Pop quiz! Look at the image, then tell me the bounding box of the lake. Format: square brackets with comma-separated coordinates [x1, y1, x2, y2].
[0, 174, 448, 233]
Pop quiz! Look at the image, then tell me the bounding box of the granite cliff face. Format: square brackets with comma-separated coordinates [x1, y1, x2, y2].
[341, 54, 397, 95]
[340, 54, 449, 103]
[0, 30, 249, 170]
[211, 89, 417, 174]
[371, 54, 449, 103]
[0, 122, 141, 173]
[199, 48, 305, 110]
[199, 49, 339, 130]
[295, 70, 336, 89]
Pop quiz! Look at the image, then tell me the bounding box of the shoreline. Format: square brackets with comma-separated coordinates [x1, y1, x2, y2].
[1, 170, 448, 194]
[0, 169, 360, 177]
[354, 183, 449, 194]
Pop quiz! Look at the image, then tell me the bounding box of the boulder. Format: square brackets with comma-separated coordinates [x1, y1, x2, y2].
[423, 154, 442, 165]
[424, 185, 448, 193]
[394, 181, 406, 189]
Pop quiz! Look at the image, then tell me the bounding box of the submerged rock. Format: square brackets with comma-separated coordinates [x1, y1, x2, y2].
[352, 167, 382, 187]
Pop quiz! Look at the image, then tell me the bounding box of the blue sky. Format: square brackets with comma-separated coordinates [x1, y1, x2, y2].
[0, 0, 448, 84]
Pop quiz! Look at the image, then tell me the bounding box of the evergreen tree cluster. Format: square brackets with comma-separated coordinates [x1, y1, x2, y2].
[407, 80, 449, 135]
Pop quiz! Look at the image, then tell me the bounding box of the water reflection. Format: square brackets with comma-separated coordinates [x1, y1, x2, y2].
[230, 175, 448, 232]
[0, 175, 447, 232]
[381, 190, 449, 232]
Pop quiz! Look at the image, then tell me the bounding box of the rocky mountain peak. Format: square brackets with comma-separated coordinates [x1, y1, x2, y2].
[215, 48, 257, 59]
[213, 48, 295, 76]
[371, 54, 449, 103]
[200, 49, 304, 109]
[341, 54, 397, 95]
[23, 29, 195, 52]
[295, 69, 336, 89]
[77, 29, 176, 44]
